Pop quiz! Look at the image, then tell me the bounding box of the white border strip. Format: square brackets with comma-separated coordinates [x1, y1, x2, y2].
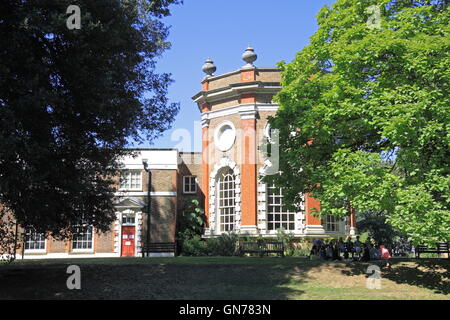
[201, 103, 279, 121]
[114, 191, 177, 197]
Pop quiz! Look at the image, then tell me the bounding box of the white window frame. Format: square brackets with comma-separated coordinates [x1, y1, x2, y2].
[119, 170, 143, 191]
[183, 175, 197, 194]
[266, 184, 296, 232]
[324, 214, 340, 232]
[71, 225, 95, 252]
[122, 212, 136, 225]
[24, 227, 46, 253]
[217, 169, 236, 232]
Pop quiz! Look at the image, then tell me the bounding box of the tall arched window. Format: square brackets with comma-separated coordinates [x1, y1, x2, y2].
[267, 184, 295, 231]
[217, 167, 235, 232]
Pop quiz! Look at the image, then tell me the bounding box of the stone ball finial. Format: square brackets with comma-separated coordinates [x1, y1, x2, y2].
[242, 46, 257, 69]
[202, 58, 217, 78]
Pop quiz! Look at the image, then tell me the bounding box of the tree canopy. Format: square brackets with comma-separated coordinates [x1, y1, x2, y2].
[0, 0, 181, 236]
[269, 0, 449, 245]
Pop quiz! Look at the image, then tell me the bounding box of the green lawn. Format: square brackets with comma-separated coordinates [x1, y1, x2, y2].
[0, 257, 448, 300]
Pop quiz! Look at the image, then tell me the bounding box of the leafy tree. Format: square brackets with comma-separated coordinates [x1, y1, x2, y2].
[0, 0, 181, 237]
[356, 210, 402, 245]
[268, 0, 449, 245]
[0, 211, 17, 262]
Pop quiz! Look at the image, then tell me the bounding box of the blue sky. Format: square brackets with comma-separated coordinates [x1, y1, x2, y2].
[134, 0, 336, 151]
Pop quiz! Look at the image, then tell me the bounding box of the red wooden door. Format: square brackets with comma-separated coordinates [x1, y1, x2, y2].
[121, 226, 136, 257]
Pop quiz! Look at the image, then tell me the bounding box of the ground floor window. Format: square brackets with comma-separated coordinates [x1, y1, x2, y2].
[267, 184, 295, 231]
[24, 227, 46, 251]
[72, 225, 94, 250]
[217, 168, 235, 232]
[324, 214, 340, 232]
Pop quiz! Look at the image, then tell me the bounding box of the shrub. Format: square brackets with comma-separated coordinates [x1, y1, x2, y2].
[291, 241, 313, 257]
[207, 233, 239, 256]
[180, 235, 208, 256]
[276, 228, 295, 256]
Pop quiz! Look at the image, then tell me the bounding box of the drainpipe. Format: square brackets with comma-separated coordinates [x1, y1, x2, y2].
[142, 159, 151, 257]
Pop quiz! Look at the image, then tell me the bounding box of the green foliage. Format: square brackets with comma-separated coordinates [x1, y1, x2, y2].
[291, 241, 313, 257]
[356, 211, 402, 245]
[275, 228, 296, 256]
[0, 0, 180, 236]
[177, 199, 205, 239]
[179, 235, 209, 257]
[207, 233, 239, 256]
[269, 0, 449, 245]
[179, 232, 239, 257]
[177, 201, 239, 257]
[176, 198, 206, 255]
[358, 232, 370, 244]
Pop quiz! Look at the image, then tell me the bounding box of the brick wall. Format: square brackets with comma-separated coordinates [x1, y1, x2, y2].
[141, 196, 177, 243]
[176, 153, 203, 234]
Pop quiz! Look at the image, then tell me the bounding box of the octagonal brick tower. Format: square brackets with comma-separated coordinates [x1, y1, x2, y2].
[192, 47, 349, 238]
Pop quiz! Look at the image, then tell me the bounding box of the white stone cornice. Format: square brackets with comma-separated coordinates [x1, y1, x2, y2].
[239, 109, 257, 120]
[192, 84, 282, 106]
[200, 103, 278, 121]
[195, 67, 280, 84]
[201, 117, 210, 128]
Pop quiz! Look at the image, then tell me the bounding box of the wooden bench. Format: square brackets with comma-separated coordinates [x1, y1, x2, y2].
[142, 242, 176, 257]
[239, 241, 285, 257]
[415, 242, 449, 259]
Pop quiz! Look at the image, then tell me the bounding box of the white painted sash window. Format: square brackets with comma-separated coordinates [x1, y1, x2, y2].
[267, 184, 295, 231]
[24, 227, 46, 251]
[324, 214, 340, 232]
[218, 168, 235, 232]
[72, 225, 94, 250]
[119, 171, 142, 190]
[183, 176, 197, 194]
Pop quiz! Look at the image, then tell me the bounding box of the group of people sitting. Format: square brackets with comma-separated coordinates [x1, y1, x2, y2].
[309, 236, 392, 266]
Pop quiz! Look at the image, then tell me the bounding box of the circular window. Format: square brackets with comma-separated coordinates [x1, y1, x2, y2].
[214, 121, 236, 152]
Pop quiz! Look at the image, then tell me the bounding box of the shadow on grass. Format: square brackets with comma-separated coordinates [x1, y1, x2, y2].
[0, 257, 320, 300]
[340, 258, 449, 295]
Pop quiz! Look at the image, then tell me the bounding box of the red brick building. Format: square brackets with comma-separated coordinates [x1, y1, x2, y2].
[3, 48, 356, 260]
[8, 149, 203, 259]
[192, 47, 356, 239]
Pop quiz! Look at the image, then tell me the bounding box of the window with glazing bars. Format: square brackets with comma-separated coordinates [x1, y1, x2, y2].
[267, 184, 295, 231]
[324, 214, 340, 232]
[119, 171, 142, 190]
[218, 169, 235, 232]
[24, 227, 46, 250]
[72, 225, 93, 250]
[183, 176, 197, 194]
